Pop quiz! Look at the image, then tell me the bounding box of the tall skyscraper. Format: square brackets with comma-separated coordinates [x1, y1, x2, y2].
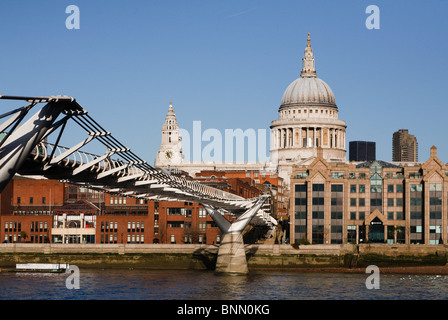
[392, 129, 418, 162]
[349, 141, 376, 161]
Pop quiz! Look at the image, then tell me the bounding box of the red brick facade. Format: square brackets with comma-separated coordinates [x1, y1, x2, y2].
[0, 171, 280, 244]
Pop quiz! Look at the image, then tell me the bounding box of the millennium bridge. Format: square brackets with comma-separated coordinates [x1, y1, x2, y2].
[0, 94, 276, 274]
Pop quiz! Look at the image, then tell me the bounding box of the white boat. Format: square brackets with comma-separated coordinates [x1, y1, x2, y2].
[15, 263, 69, 273]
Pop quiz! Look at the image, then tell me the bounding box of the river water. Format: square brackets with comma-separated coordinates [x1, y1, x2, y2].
[1, 268, 448, 300]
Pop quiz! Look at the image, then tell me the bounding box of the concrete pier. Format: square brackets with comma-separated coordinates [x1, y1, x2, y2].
[203, 195, 270, 275]
[215, 233, 248, 275]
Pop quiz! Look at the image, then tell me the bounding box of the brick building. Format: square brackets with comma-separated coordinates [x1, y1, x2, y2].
[0, 168, 276, 244]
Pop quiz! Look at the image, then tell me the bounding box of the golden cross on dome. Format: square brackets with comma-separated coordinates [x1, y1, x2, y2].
[307, 32, 311, 47]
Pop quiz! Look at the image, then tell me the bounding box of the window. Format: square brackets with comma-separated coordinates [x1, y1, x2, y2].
[30, 197, 34, 204]
[312, 184, 324, 192]
[295, 211, 307, 219]
[331, 184, 343, 192]
[388, 198, 394, 207]
[198, 208, 207, 218]
[396, 185, 403, 193]
[296, 172, 308, 179]
[42, 197, 46, 204]
[388, 212, 394, 220]
[331, 172, 344, 179]
[167, 208, 186, 216]
[17, 197, 21, 204]
[396, 198, 403, 206]
[350, 212, 356, 220]
[430, 197, 442, 205]
[170, 235, 175, 244]
[430, 183, 442, 191]
[409, 172, 422, 179]
[168, 222, 183, 228]
[350, 198, 356, 207]
[331, 212, 342, 219]
[358, 198, 365, 207]
[312, 225, 324, 244]
[430, 211, 442, 219]
[370, 174, 382, 193]
[199, 222, 206, 231]
[388, 185, 394, 193]
[312, 211, 324, 219]
[359, 185, 365, 193]
[350, 185, 356, 193]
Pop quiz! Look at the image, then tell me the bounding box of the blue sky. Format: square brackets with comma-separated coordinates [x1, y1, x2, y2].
[0, 0, 447, 164]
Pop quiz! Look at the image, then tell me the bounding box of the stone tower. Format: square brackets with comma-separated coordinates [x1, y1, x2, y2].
[155, 102, 183, 168]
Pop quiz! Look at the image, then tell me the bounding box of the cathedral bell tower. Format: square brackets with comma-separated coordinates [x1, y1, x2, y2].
[155, 102, 183, 168]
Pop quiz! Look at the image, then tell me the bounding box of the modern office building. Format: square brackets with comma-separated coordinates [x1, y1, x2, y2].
[349, 141, 376, 161]
[393, 129, 418, 162]
[290, 145, 446, 245]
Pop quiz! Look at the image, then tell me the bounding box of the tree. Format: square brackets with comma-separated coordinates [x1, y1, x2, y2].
[20, 231, 28, 242]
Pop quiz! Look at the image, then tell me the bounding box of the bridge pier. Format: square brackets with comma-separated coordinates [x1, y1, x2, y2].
[203, 195, 269, 275]
[214, 232, 248, 275]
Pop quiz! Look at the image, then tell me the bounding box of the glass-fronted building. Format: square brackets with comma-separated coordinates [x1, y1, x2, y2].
[290, 146, 447, 245]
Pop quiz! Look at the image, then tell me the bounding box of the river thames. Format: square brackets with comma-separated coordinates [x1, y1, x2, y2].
[1, 268, 448, 300]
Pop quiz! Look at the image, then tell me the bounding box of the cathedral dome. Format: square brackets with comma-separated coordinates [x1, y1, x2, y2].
[280, 77, 336, 108]
[280, 32, 337, 110]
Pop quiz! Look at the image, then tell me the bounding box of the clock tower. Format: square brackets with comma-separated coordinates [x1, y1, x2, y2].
[155, 102, 183, 168]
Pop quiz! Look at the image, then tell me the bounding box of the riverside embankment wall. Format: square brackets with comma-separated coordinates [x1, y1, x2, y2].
[0, 243, 446, 270]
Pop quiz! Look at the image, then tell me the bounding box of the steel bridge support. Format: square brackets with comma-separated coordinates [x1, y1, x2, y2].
[203, 195, 269, 275]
